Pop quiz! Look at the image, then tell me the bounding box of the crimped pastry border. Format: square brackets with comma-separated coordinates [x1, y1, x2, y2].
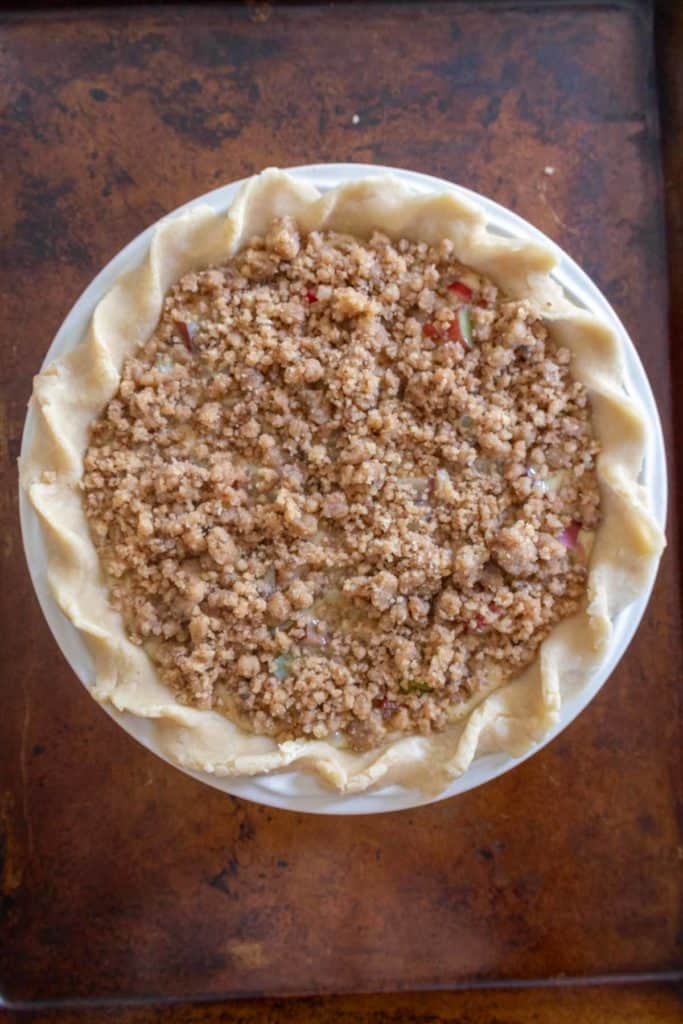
[21, 169, 665, 794]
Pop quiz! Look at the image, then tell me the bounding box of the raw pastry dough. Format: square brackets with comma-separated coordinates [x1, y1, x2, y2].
[21, 169, 665, 794]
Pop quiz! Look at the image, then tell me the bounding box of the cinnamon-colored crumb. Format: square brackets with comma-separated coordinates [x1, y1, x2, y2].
[82, 218, 600, 750]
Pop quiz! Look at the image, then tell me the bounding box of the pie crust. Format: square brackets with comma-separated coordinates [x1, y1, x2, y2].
[21, 169, 665, 794]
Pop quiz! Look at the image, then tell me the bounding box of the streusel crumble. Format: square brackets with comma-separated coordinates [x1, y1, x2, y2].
[82, 217, 600, 750]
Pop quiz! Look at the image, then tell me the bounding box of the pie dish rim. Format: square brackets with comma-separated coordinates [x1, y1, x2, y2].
[18, 162, 667, 813]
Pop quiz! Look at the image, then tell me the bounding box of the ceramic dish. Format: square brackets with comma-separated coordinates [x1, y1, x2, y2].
[19, 163, 667, 814]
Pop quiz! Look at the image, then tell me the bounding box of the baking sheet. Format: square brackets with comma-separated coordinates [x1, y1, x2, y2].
[1, 0, 679, 1005]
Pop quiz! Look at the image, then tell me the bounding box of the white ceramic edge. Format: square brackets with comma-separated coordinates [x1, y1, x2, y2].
[18, 162, 668, 815]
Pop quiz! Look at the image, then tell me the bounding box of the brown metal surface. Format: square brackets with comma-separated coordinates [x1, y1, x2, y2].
[3, 982, 682, 1024]
[0, 0, 680, 1008]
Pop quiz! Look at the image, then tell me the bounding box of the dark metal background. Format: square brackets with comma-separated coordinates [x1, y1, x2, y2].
[0, 0, 680, 1010]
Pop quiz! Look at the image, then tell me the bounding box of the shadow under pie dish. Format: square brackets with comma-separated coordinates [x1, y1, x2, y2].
[20, 167, 665, 801]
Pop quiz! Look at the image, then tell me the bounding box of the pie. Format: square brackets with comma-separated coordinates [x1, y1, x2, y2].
[22, 170, 665, 794]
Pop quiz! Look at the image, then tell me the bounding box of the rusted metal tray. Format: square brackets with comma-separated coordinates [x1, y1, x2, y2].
[0, 0, 680, 1007]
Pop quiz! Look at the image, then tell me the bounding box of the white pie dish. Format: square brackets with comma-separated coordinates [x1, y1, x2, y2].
[19, 162, 667, 814]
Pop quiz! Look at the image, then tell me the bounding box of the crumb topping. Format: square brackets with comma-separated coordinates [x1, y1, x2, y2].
[82, 218, 600, 750]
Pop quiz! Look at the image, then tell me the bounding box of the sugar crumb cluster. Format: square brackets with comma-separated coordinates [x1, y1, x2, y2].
[82, 218, 600, 750]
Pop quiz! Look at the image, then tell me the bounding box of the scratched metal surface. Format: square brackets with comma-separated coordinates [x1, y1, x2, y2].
[5, 983, 683, 1024]
[0, 0, 680, 1006]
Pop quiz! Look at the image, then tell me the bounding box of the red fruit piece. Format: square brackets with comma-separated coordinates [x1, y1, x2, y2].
[559, 521, 582, 549]
[447, 318, 462, 342]
[373, 698, 399, 719]
[448, 281, 473, 300]
[305, 289, 318, 304]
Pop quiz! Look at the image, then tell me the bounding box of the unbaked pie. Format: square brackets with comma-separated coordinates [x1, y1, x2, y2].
[22, 170, 664, 793]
